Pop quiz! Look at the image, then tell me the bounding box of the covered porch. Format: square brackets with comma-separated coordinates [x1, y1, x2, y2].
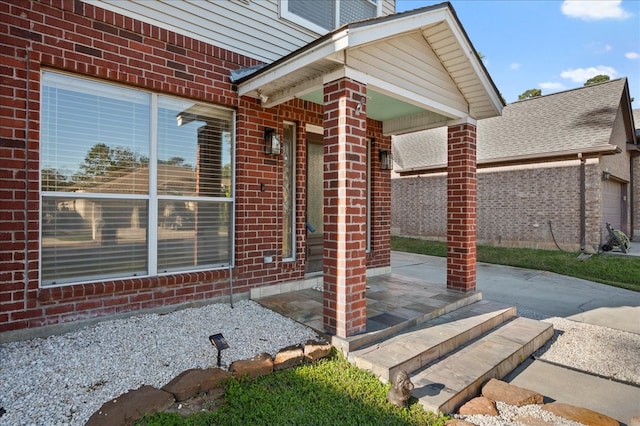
[235, 3, 503, 339]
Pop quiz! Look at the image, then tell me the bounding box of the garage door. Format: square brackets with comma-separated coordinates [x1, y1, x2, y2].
[601, 179, 627, 240]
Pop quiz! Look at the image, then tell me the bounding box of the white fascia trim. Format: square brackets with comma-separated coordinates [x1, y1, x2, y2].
[348, 8, 448, 48]
[442, 10, 503, 115]
[237, 29, 350, 98]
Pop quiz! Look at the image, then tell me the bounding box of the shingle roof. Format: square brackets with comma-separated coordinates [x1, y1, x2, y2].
[393, 78, 629, 173]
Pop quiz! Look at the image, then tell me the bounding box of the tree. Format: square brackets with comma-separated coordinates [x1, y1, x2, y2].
[584, 75, 610, 86]
[73, 143, 141, 186]
[518, 88, 542, 100]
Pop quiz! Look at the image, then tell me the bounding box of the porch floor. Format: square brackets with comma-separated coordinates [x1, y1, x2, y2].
[253, 273, 481, 349]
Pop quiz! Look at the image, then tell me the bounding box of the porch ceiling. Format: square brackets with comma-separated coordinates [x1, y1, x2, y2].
[234, 3, 503, 136]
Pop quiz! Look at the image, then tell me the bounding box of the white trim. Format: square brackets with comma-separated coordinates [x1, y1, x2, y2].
[305, 123, 323, 134]
[448, 116, 477, 127]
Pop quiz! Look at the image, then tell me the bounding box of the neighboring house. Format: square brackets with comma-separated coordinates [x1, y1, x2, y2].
[392, 79, 639, 252]
[1, 1, 503, 338]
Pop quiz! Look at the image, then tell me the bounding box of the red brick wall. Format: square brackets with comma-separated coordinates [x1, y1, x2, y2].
[0, 1, 391, 334]
[392, 161, 605, 252]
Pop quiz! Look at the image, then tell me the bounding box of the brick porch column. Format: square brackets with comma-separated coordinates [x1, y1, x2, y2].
[447, 120, 477, 292]
[322, 77, 368, 337]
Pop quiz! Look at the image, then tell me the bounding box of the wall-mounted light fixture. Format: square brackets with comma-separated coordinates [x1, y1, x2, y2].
[602, 170, 611, 181]
[379, 149, 392, 170]
[355, 96, 366, 115]
[264, 127, 281, 155]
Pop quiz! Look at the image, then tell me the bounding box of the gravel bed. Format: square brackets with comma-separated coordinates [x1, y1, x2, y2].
[1, 302, 637, 426]
[0, 300, 318, 426]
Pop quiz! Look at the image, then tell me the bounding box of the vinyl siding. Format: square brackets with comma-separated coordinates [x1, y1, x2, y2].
[85, 0, 396, 63]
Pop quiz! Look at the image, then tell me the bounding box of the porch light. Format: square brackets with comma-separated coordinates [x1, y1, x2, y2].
[602, 170, 611, 181]
[264, 127, 281, 155]
[209, 333, 230, 367]
[379, 149, 393, 170]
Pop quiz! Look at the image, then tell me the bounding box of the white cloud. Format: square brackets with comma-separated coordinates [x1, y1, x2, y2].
[539, 82, 566, 91]
[561, 0, 630, 21]
[510, 63, 521, 70]
[560, 66, 618, 82]
[626, 52, 640, 60]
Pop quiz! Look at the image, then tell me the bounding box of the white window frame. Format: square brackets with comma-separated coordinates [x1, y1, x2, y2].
[280, 0, 381, 34]
[39, 71, 236, 287]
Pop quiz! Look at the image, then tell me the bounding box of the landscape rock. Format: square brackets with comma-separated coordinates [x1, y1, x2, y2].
[458, 396, 498, 416]
[304, 339, 332, 361]
[162, 368, 231, 401]
[482, 378, 543, 406]
[445, 419, 476, 426]
[273, 344, 305, 370]
[629, 416, 640, 426]
[542, 402, 620, 426]
[86, 385, 174, 426]
[229, 352, 273, 378]
[514, 414, 557, 426]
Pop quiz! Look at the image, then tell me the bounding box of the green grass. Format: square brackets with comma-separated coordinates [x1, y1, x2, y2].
[391, 236, 640, 292]
[136, 350, 447, 426]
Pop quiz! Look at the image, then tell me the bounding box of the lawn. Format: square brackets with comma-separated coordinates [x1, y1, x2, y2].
[391, 236, 640, 292]
[136, 350, 447, 426]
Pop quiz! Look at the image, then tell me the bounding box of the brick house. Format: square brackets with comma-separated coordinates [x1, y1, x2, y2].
[392, 79, 639, 252]
[1, 0, 503, 339]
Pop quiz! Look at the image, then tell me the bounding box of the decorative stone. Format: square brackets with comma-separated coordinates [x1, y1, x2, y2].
[304, 339, 332, 362]
[482, 378, 543, 406]
[542, 402, 620, 426]
[162, 368, 231, 401]
[387, 370, 414, 408]
[86, 385, 174, 426]
[229, 352, 273, 378]
[514, 415, 557, 426]
[273, 344, 305, 371]
[458, 396, 498, 416]
[445, 419, 476, 426]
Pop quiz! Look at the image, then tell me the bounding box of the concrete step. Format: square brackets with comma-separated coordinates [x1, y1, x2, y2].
[411, 316, 553, 414]
[349, 300, 517, 382]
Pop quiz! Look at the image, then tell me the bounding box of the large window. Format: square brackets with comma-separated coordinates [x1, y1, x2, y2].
[281, 0, 379, 34]
[40, 71, 234, 286]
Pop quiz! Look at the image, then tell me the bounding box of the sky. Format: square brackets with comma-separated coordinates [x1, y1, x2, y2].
[395, 0, 640, 109]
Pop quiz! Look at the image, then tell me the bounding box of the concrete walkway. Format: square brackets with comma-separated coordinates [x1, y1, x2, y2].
[392, 251, 640, 424]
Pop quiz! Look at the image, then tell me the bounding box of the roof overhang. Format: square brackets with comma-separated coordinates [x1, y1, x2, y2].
[397, 145, 622, 176]
[234, 2, 503, 136]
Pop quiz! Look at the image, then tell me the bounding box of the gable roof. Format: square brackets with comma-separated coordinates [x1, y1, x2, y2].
[234, 2, 503, 135]
[394, 78, 632, 174]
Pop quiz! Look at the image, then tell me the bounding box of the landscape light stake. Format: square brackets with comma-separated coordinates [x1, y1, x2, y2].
[209, 333, 229, 367]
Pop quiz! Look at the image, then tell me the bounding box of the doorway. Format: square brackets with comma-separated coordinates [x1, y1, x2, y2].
[306, 133, 323, 274]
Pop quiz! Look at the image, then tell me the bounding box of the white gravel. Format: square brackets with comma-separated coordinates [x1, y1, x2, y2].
[0, 300, 318, 426]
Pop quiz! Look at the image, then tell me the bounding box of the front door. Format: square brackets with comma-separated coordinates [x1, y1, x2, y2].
[306, 133, 323, 274]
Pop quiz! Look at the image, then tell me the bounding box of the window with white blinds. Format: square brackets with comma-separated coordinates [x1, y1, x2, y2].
[40, 71, 234, 286]
[281, 0, 379, 33]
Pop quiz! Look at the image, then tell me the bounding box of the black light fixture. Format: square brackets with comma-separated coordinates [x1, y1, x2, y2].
[209, 333, 229, 367]
[264, 127, 281, 155]
[379, 149, 392, 170]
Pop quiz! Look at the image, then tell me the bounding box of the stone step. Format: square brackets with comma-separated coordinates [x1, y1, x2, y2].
[332, 291, 483, 353]
[349, 300, 516, 382]
[410, 316, 554, 414]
